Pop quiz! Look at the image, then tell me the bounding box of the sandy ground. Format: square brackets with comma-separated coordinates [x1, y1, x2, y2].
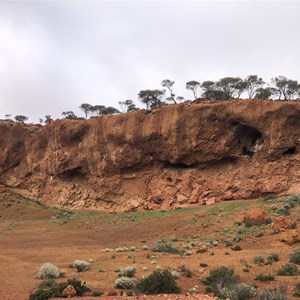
[0, 191, 299, 299]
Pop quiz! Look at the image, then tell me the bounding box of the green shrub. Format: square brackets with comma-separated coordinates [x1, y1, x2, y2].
[255, 274, 275, 281]
[258, 289, 287, 300]
[290, 249, 300, 265]
[119, 266, 136, 277]
[37, 263, 60, 279]
[92, 291, 103, 297]
[28, 288, 61, 300]
[277, 208, 290, 216]
[152, 240, 182, 254]
[253, 256, 265, 265]
[73, 260, 90, 272]
[202, 266, 240, 298]
[224, 240, 233, 247]
[135, 269, 180, 295]
[232, 245, 242, 251]
[277, 263, 298, 276]
[28, 278, 90, 300]
[266, 253, 280, 264]
[219, 283, 256, 300]
[114, 277, 136, 289]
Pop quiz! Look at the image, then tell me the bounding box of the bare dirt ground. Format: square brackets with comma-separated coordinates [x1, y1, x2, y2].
[0, 190, 299, 300]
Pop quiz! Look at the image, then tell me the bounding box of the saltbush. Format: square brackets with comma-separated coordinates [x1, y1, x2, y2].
[119, 266, 136, 277]
[114, 277, 136, 289]
[202, 266, 240, 298]
[266, 253, 279, 264]
[135, 269, 180, 295]
[290, 249, 300, 265]
[219, 283, 256, 300]
[37, 263, 60, 279]
[277, 263, 298, 276]
[258, 289, 287, 300]
[152, 240, 182, 254]
[73, 260, 90, 272]
[253, 256, 265, 265]
[255, 274, 275, 281]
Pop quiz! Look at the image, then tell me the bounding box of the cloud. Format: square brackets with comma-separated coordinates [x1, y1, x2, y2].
[0, 1, 299, 122]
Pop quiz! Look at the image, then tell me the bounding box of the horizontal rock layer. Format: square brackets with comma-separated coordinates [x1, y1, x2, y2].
[1, 99, 300, 211]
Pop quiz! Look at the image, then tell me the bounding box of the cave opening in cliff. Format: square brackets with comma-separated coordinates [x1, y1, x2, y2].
[164, 161, 194, 169]
[232, 121, 262, 157]
[58, 167, 87, 181]
[283, 147, 297, 155]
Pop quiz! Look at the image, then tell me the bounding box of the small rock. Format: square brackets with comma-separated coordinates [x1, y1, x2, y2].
[61, 285, 77, 298]
[279, 228, 300, 245]
[271, 216, 290, 231]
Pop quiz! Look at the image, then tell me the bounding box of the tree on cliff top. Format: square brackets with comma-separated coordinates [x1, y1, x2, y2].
[138, 89, 164, 109]
[271, 76, 299, 100]
[14, 115, 28, 123]
[79, 103, 93, 119]
[186, 80, 200, 99]
[62, 111, 78, 120]
[244, 75, 265, 99]
[161, 79, 177, 104]
[119, 100, 138, 112]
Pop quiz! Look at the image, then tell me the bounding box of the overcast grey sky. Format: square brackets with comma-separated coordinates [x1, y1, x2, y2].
[0, 1, 300, 122]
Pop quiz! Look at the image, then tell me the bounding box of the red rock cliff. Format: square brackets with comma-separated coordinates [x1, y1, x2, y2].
[1, 99, 300, 211]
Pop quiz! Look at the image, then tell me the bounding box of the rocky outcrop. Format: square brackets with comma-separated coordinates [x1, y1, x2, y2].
[1, 99, 300, 211]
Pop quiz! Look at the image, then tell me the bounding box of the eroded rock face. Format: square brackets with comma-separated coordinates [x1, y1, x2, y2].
[1, 99, 300, 211]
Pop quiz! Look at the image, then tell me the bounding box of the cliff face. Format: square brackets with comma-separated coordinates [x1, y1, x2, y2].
[1, 99, 300, 211]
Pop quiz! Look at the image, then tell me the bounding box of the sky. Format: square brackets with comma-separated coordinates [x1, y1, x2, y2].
[0, 0, 300, 123]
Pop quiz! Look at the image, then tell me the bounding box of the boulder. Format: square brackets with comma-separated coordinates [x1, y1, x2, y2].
[243, 208, 270, 225]
[271, 216, 290, 231]
[279, 228, 300, 245]
[61, 285, 77, 298]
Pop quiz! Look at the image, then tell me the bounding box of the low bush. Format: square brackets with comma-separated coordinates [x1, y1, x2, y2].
[202, 266, 240, 298]
[266, 253, 280, 264]
[253, 256, 265, 265]
[276, 208, 290, 216]
[232, 245, 242, 251]
[119, 266, 136, 277]
[28, 278, 90, 300]
[277, 263, 298, 276]
[152, 240, 182, 254]
[92, 291, 103, 297]
[73, 260, 90, 272]
[255, 274, 275, 281]
[37, 263, 60, 280]
[219, 283, 256, 300]
[114, 277, 136, 289]
[135, 269, 180, 295]
[290, 249, 300, 265]
[258, 289, 287, 300]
